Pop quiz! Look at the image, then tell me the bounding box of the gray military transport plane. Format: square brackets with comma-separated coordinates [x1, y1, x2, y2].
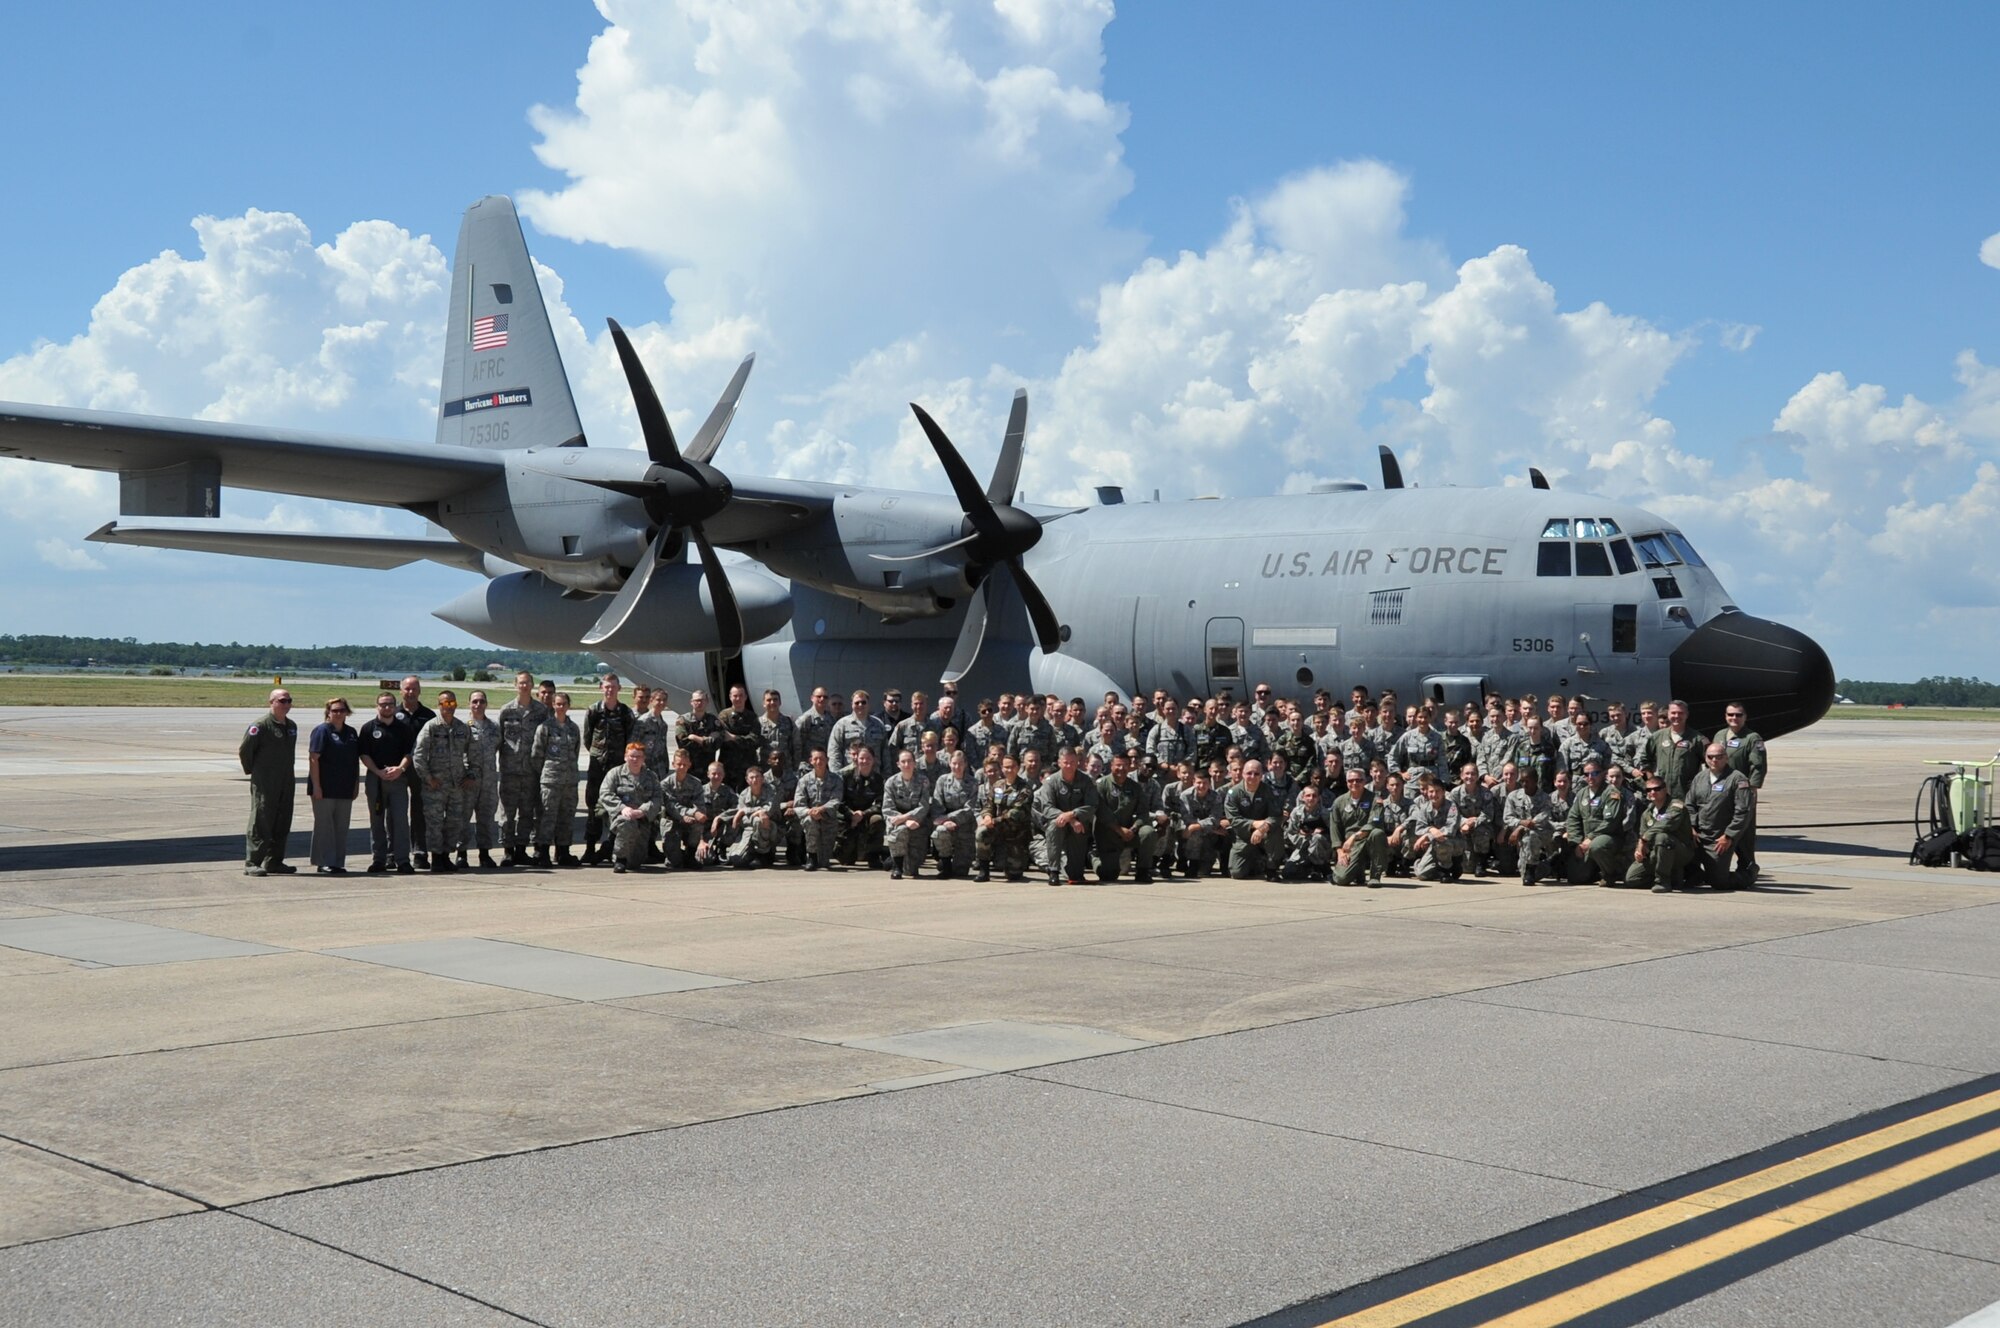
[0, 196, 1834, 737]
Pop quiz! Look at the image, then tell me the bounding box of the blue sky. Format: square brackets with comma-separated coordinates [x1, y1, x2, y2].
[2, 2, 1995, 677]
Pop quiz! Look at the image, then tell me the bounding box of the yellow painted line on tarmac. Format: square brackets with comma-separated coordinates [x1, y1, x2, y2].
[1479, 1124, 2000, 1328]
[1318, 1086, 2000, 1328]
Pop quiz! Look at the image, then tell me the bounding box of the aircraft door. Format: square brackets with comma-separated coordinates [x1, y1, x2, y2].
[1204, 617, 1244, 697]
[1569, 603, 1641, 706]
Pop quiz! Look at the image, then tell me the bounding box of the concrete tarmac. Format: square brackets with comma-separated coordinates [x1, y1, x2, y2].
[1, 706, 1996, 1325]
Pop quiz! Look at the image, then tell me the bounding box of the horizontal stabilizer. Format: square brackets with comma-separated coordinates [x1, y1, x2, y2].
[87, 520, 490, 573]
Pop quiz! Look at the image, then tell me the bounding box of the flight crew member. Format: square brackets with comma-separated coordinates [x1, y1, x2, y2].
[531, 693, 582, 866]
[1224, 759, 1282, 880]
[1503, 767, 1558, 885]
[1715, 703, 1768, 879]
[1281, 784, 1332, 881]
[1640, 700, 1706, 800]
[580, 675, 636, 865]
[1563, 758, 1628, 885]
[1686, 742, 1754, 889]
[879, 749, 933, 880]
[717, 684, 762, 786]
[464, 691, 502, 869]
[413, 690, 477, 872]
[722, 765, 783, 869]
[791, 748, 845, 871]
[497, 672, 548, 866]
[240, 687, 299, 876]
[1034, 747, 1098, 885]
[1330, 770, 1387, 887]
[1626, 777, 1698, 893]
[1095, 753, 1159, 884]
[357, 692, 415, 874]
[396, 676, 436, 868]
[929, 750, 976, 879]
[660, 749, 709, 869]
[974, 753, 1033, 882]
[837, 746, 887, 867]
[1379, 771, 1414, 875]
[596, 743, 661, 874]
[1446, 763, 1497, 876]
[1403, 772, 1467, 881]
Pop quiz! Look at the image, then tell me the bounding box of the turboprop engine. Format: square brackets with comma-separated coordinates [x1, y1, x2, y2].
[433, 564, 791, 653]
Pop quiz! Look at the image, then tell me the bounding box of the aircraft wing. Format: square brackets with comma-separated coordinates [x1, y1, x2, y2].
[0, 402, 505, 509]
[87, 519, 495, 574]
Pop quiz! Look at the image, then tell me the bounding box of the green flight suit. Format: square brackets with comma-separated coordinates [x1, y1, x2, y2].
[1564, 784, 1629, 884]
[239, 709, 298, 870]
[1625, 799, 1698, 891]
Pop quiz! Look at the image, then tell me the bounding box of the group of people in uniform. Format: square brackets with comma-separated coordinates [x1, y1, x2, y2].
[240, 673, 1769, 894]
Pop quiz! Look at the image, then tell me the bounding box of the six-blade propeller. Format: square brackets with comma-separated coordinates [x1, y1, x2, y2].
[581, 320, 750, 655]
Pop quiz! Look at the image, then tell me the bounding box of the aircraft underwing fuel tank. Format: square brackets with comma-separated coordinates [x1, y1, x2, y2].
[433, 565, 791, 653]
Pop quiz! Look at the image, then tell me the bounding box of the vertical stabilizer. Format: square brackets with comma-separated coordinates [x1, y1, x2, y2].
[436, 196, 585, 451]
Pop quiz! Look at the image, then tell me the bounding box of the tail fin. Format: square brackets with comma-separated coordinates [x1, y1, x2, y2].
[436, 196, 585, 451]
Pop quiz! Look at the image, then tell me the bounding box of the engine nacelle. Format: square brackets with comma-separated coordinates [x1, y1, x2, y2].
[434, 564, 792, 652]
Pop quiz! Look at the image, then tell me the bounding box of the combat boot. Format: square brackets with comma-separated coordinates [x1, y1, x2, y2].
[532, 847, 551, 868]
[974, 863, 990, 883]
[558, 849, 580, 867]
[479, 850, 498, 870]
[432, 856, 455, 874]
[455, 850, 469, 870]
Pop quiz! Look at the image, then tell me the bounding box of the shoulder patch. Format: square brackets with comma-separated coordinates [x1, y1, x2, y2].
[246, 724, 259, 735]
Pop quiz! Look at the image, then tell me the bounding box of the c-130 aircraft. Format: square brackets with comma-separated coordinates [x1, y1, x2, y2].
[0, 197, 1834, 738]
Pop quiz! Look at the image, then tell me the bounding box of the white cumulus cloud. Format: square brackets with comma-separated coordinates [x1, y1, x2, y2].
[1982, 231, 2000, 269]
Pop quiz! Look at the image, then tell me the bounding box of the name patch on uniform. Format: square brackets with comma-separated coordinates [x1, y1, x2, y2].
[443, 388, 532, 418]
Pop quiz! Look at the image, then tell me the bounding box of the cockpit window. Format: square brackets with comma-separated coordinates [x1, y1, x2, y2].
[1540, 518, 1571, 539]
[1665, 532, 1706, 567]
[1633, 533, 1680, 568]
[1610, 538, 1637, 574]
[1598, 517, 1621, 535]
[1574, 517, 1604, 538]
[1537, 542, 1572, 576]
[1575, 542, 1613, 576]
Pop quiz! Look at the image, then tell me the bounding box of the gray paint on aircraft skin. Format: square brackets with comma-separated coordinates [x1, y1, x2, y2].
[0, 193, 1825, 735]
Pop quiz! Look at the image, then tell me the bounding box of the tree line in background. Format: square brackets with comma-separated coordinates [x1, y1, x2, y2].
[0, 635, 598, 678]
[1837, 677, 2000, 707]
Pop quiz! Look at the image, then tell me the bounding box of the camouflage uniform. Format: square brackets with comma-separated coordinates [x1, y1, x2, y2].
[1034, 771, 1098, 882]
[1177, 784, 1227, 877]
[1402, 794, 1467, 881]
[1223, 780, 1282, 880]
[717, 704, 762, 786]
[413, 715, 476, 859]
[694, 779, 738, 865]
[928, 771, 976, 877]
[1502, 786, 1558, 882]
[1147, 719, 1194, 771]
[497, 696, 548, 855]
[826, 713, 888, 767]
[974, 774, 1033, 880]
[1626, 798, 1698, 892]
[1558, 732, 1614, 781]
[661, 771, 710, 868]
[632, 711, 676, 781]
[1445, 781, 1497, 871]
[531, 715, 582, 851]
[1281, 797, 1332, 880]
[465, 713, 502, 853]
[794, 708, 837, 769]
[880, 770, 933, 877]
[722, 781, 783, 868]
[759, 711, 797, 775]
[1474, 728, 1513, 784]
[595, 766, 661, 868]
[789, 767, 844, 868]
[675, 710, 722, 781]
[1388, 726, 1446, 784]
[1008, 717, 1060, 769]
[580, 700, 635, 860]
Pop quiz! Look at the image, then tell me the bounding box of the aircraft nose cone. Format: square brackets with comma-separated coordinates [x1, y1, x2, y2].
[1668, 613, 1835, 739]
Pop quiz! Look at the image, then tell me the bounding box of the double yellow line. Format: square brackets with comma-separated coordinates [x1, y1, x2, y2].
[1316, 1085, 2000, 1328]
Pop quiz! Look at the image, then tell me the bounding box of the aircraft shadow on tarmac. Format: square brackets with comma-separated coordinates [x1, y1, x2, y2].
[0, 829, 370, 873]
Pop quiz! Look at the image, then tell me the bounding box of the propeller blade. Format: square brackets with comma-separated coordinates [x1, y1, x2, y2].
[1378, 445, 1405, 490]
[690, 525, 744, 658]
[581, 526, 672, 646]
[607, 319, 684, 470]
[986, 388, 1028, 508]
[868, 530, 981, 563]
[1529, 467, 1549, 490]
[686, 353, 756, 464]
[940, 582, 990, 684]
[910, 404, 1006, 544]
[1005, 558, 1062, 656]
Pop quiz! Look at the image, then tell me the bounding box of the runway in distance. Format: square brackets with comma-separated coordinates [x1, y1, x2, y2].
[0, 196, 1835, 737]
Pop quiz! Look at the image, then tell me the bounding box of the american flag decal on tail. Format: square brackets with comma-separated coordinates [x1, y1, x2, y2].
[471, 313, 509, 351]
